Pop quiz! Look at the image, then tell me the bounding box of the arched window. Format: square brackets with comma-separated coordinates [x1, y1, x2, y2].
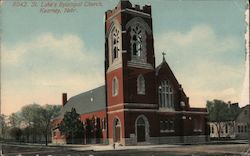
[112, 77, 118, 96]
[130, 23, 146, 63]
[137, 75, 145, 95]
[131, 24, 143, 57]
[158, 80, 174, 108]
[112, 28, 120, 62]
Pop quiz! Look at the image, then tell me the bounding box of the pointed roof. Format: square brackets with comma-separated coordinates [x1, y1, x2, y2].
[155, 52, 168, 76]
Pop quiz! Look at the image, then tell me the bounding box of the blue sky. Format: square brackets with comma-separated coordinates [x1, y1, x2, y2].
[1, 0, 248, 115]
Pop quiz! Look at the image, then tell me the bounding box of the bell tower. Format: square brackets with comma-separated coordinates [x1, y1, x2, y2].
[105, 0, 158, 144]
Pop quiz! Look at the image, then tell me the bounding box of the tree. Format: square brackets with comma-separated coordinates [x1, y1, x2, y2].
[59, 108, 84, 144]
[8, 112, 22, 128]
[8, 127, 22, 141]
[85, 118, 93, 144]
[20, 103, 61, 144]
[0, 114, 7, 139]
[39, 104, 61, 146]
[21, 103, 43, 142]
[206, 99, 240, 138]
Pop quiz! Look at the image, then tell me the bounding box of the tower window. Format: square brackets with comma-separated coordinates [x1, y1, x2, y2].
[112, 77, 118, 96]
[137, 75, 145, 95]
[158, 80, 174, 108]
[131, 25, 142, 57]
[130, 23, 146, 62]
[112, 28, 120, 62]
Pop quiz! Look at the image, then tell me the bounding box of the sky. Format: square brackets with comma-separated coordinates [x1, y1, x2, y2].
[1, 0, 249, 115]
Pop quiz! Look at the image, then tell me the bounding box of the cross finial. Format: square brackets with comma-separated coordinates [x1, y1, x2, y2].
[162, 52, 166, 62]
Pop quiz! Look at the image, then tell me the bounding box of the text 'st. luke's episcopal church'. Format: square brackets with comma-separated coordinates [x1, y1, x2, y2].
[52, 0, 209, 145]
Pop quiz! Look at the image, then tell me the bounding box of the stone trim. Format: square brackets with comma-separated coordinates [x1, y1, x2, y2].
[135, 115, 150, 143]
[121, 135, 208, 145]
[107, 103, 158, 109]
[108, 108, 208, 114]
[125, 17, 152, 35]
[107, 63, 122, 73]
[127, 61, 154, 70]
[106, 9, 151, 22]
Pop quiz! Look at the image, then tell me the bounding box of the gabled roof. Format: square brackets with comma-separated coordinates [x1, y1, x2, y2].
[56, 85, 106, 119]
[155, 58, 180, 86]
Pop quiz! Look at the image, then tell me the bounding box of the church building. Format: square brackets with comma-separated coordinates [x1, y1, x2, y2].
[52, 0, 209, 145]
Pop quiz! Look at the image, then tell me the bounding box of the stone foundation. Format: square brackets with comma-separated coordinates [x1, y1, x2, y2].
[112, 135, 208, 146]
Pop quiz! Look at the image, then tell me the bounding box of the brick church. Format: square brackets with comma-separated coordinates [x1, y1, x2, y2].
[52, 0, 209, 145]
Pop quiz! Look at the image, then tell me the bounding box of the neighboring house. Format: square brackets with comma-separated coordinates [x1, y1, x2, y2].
[210, 121, 236, 139]
[52, 0, 209, 146]
[235, 105, 250, 139]
[209, 104, 250, 140]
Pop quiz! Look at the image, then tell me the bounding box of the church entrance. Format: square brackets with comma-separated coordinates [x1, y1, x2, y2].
[136, 116, 147, 142]
[114, 118, 121, 143]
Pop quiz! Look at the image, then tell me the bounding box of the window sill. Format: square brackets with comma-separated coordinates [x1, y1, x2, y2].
[159, 107, 175, 112]
[160, 130, 175, 133]
[193, 129, 202, 132]
[137, 92, 145, 95]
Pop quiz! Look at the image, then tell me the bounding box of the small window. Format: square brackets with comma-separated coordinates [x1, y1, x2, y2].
[238, 125, 240, 133]
[112, 77, 118, 96]
[225, 124, 228, 133]
[137, 75, 145, 95]
[211, 125, 214, 134]
[160, 120, 174, 133]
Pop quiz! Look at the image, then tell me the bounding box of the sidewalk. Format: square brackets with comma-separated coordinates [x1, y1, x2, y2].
[70, 144, 181, 152]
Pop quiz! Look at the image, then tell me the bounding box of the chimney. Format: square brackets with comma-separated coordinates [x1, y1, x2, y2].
[62, 93, 67, 106]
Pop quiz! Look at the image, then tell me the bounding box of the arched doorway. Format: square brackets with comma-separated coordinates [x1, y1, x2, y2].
[135, 115, 149, 143]
[113, 117, 121, 143]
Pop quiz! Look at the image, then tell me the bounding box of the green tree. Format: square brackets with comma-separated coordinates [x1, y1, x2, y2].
[0, 114, 7, 139]
[59, 108, 84, 144]
[206, 99, 239, 138]
[39, 104, 61, 146]
[8, 127, 22, 141]
[85, 118, 93, 144]
[8, 112, 22, 128]
[20, 103, 61, 144]
[21, 103, 43, 142]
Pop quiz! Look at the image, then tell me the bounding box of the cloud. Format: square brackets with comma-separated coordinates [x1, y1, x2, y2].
[2, 33, 104, 115]
[154, 24, 244, 106]
[189, 87, 238, 107]
[155, 24, 239, 58]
